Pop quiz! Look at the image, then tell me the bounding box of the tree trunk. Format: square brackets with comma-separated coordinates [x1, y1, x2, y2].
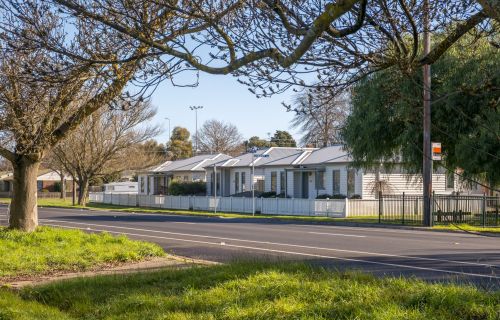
[77, 178, 89, 206]
[60, 173, 66, 200]
[9, 156, 40, 231]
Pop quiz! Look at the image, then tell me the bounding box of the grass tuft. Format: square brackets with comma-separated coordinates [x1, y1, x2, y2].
[6, 262, 499, 320]
[0, 226, 165, 278]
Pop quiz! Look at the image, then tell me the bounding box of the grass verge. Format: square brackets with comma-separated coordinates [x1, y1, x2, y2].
[0, 226, 165, 279]
[0, 262, 498, 319]
[432, 224, 500, 233]
[2, 198, 498, 233]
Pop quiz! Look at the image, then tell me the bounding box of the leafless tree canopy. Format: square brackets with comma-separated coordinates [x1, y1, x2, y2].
[44, 0, 497, 98]
[290, 90, 350, 147]
[50, 99, 160, 205]
[196, 119, 243, 155]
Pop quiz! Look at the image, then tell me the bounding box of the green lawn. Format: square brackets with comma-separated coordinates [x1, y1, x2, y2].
[0, 226, 165, 278]
[0, 262, 498, 319]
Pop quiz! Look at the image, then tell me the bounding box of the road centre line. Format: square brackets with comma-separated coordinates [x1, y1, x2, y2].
[307, 232, 366, 238]
[39, 218, 499, 269]
[43, 222, 500, 280]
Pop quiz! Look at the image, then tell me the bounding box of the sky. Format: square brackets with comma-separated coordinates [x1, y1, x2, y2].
[148, 72, 301, 145]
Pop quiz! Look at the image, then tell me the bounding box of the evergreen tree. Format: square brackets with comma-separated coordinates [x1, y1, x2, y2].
[167, 127, 193, 160]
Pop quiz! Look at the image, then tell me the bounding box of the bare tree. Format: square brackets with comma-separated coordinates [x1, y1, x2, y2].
[0, 157, 11, 171]
[196, 119, 243, 155]
[290, 90, 350, 147]
[0, 2, 149, 231]
[51, 0, 495, 96]
[49, 99, 160, 205]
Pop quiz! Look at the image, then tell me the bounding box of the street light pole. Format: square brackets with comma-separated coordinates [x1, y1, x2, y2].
[252, 160, 255, 216]
[164, 117, 171, 142]
[214, 164, 217, 214]
[189, 106, 203, 154]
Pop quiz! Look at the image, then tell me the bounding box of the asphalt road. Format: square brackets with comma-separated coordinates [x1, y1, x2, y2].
[1, 205, 499, 287]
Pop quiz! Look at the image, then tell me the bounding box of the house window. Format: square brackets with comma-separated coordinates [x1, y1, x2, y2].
[271, 171, 277, 192]
[241, 172, 246, 192]
[446, 172, 455, 189]
[37, 181, 43, 191]
[235, 172, 240, 193]
[347, 169, 356, 196]
[184, 176, 188, 181]
[332, 170, 341, 194]
[280, 171, 286, 194]
[315, 171, 325, 190]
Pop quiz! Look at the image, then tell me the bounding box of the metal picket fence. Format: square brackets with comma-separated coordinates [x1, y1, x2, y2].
[376, 194, 500, 227]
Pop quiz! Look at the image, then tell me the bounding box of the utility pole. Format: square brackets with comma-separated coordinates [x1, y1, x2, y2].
[189, 106, 203, 155]
[422, 0, 432, 227]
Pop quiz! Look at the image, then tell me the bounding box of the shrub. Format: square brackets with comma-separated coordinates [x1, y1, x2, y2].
[53, 182, 62, 193]
[276, 192, 290, 198]
[315, 194, 332, 199]
[168, 181, 206, 196]
[349, 194, 362, 199]
[260, 191, 277, 198]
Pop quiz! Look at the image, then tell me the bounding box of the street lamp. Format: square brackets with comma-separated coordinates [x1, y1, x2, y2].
[164, 117, 171, 141]
[189, 106, 203, 154]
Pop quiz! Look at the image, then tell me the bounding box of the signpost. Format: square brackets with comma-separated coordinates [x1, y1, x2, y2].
[252, 153, 269, 216]
[432, 142, 442, 161]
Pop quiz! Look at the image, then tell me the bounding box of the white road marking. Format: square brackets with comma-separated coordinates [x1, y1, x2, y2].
[43, 223, 500, 280]
[172, 222, 198, 225]
[39, 218, 499, 269]
[307, 231, 366, 238]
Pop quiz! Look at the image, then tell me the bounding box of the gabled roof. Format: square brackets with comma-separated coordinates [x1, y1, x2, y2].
[206, 147, 317, 168]
[0, 170, 72, 181]
[299, 145, 351, 165]
[148, 154, 232, 173]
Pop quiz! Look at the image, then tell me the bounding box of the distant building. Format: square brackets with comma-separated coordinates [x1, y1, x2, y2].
[0, 170, 74, 195]
[103, 182, 138, 194]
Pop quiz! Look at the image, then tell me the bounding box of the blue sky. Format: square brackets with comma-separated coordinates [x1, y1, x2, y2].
[148, 72, 301, 144]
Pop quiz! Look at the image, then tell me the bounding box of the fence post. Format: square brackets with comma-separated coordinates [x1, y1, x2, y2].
[344, 197, 349, 218]
[482, 193, 486, 228]
[230, 196, 233, 212]
[402, 192, 405, 225]
[496, 196, 499, 226]
[276, 196, 279, 214]
[378, 191, 382, 224]
[430, 191, 434, 227]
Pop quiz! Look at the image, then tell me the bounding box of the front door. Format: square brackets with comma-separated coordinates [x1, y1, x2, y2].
[301, 172, 309, 199]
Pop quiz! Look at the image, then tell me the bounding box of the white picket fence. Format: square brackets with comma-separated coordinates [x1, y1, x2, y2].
[89, 192, 352, 217]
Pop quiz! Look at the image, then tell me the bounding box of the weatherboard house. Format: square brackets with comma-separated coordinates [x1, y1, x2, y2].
[205, 146, 468, 200]
[137, 154, 232, 195]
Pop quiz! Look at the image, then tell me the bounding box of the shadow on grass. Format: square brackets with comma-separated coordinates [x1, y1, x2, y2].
[20, 261, 500, 320]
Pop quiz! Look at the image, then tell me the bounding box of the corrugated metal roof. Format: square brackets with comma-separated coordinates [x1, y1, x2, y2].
[299, 145, 351, 165]
[206, 147, 317, 168]
[150, 154, 232, 173]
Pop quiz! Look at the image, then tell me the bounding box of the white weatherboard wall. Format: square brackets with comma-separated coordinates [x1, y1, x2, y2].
[362, 173, 453, 199]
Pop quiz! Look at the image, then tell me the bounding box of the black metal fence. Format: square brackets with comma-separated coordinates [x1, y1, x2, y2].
[377, 193, 500, 227]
